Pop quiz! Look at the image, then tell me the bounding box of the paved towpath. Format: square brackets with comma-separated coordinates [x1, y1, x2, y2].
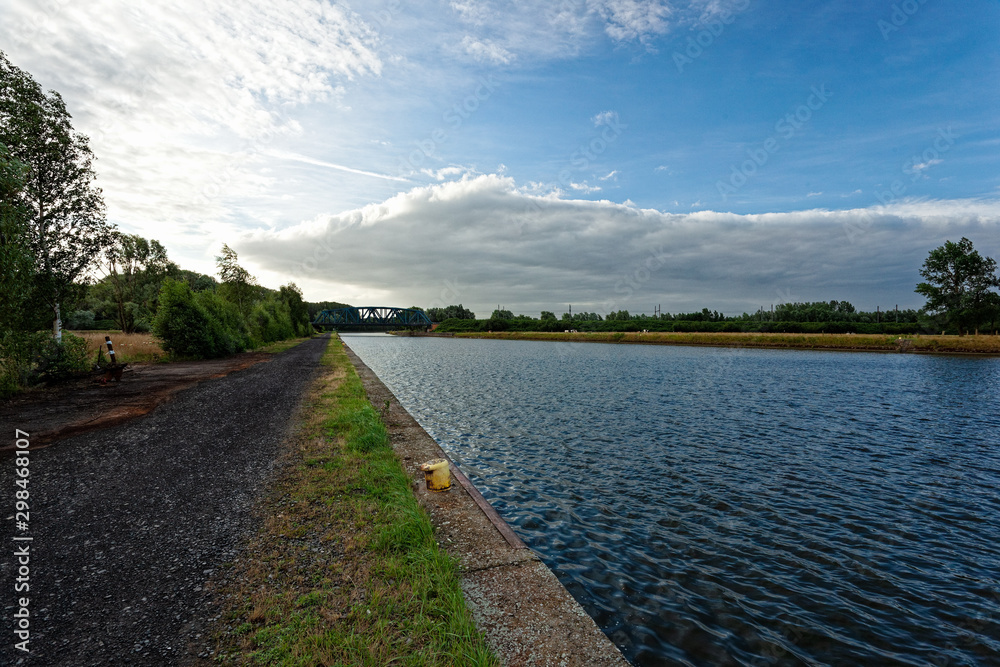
[1, 335, 328, 665]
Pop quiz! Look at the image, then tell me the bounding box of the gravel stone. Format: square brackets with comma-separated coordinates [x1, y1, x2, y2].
[1, 335, 328, 665]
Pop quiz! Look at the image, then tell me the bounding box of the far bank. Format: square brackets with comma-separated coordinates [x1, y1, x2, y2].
[397, 330, 1000, 355]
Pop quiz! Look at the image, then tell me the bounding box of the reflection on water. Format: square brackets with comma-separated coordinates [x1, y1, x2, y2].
[343, 334, 1000, 666]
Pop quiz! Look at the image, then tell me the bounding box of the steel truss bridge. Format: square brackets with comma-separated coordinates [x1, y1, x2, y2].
[313, 306, 432, 329]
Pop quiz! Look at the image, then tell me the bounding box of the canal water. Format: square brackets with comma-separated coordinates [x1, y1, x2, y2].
[342, 334, 1000, 666]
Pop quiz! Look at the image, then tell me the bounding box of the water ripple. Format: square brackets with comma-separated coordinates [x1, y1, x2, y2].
[344, 335, 1000, 666]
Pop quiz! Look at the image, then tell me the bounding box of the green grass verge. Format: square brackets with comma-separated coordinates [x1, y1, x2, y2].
[254, 335, 316, 355]
[212, 335, 497, 666]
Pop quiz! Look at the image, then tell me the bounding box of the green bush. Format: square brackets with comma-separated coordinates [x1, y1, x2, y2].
[435, 318, 486, 332]
[66, 309, 96, 329]
[153, 279, 232, 359]
[194, 290, 250, 354]
[35, 332, 90, 380]
[249, 298, 295, 345]
[152, 279, 309, 358]
[0, 330, 48, 398]
[279, 284, 313, 337]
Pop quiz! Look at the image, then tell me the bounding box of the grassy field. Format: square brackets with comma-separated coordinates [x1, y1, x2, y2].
[454, 330, 1000, 354]
[211, 335, 497, 666]
[72, 332, 314, 363]
[73, 331, 167, 363]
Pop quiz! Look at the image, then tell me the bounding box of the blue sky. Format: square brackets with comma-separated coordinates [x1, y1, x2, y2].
[2, 0, 998, 316]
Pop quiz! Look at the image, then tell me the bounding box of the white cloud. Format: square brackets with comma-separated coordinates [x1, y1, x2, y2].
[600, 170, 619, 181]
[595, 0, 674, 44]
[440, 1, 720, 64]
[570, 182, 603, 193]
[807, 191, 823, 197]
[908, 158, 943, 176]
[459, 36, 516, 65]
[592, 110, 620, 126]
[421, 166, 475, 180]
[0, 0, 384, 263]
[449, 0, 496, 25]
[237, 174, 1000, 315]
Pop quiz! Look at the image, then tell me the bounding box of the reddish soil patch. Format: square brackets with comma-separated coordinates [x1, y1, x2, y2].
[1, 352, 272, 454]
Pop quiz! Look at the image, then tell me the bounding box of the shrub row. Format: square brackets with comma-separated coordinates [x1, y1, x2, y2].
[153, 279, 312, 359]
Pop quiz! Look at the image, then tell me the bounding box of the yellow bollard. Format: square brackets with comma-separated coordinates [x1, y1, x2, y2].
[420, 459, 451, 492]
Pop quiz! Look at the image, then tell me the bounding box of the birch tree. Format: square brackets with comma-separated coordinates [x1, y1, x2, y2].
[0, 51, 112, 341]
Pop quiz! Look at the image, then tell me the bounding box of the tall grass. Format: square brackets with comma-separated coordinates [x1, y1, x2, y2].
[73, 331, 167, 363]
[455, 331, 1000, 354]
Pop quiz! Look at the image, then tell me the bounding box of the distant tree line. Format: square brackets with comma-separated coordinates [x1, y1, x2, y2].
[426, 304, 475, 321]
[428, 300, 925, 332]
[427, 239, 1000, 336]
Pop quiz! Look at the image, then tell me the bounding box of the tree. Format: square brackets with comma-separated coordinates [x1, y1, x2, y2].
[426, 304, 476, 321]
[215, 244, 259, 316]
[540, 311, 556, 321]
[0, 144, 33, 330]
[490, 308, 514, 320]
[0, 144, 40, 394]
[0, 51, 112, 341]
[916, 237, 1000, 335]
[103, 233, 173, 332]
[280, 283, 313, 337]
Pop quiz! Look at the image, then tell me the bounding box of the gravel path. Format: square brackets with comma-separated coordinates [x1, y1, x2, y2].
[1, 335, 329, 665]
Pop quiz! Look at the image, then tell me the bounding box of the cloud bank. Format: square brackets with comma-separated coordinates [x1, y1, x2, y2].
[238, 174, 1000, 316]
[0, 0, 382, 248]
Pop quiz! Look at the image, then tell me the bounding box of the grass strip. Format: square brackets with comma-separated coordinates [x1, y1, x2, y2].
[255, 336, 314, 355]
[211, 335, 498, 666]
[453, 331, 1000, 354]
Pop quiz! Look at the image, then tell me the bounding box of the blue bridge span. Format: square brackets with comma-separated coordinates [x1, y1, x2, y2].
[313, 306, 432, 329]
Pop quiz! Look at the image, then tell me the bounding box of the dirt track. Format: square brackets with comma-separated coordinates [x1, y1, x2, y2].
[0, 351, 275, 454]
[0, 335, 328, 665]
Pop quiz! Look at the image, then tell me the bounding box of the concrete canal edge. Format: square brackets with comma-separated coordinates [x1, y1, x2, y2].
[343, 343, 630, 667]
